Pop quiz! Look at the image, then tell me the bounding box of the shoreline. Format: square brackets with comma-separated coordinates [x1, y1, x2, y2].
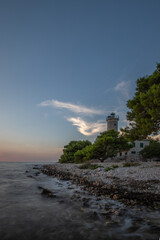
[41, 161, 160, 209]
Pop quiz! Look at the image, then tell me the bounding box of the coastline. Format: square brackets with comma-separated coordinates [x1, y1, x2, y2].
[41, 161, 160, 209]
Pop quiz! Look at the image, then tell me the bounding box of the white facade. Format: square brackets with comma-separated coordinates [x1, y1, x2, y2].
[117, 139, 150, 158]
[128, 140, 150, 155]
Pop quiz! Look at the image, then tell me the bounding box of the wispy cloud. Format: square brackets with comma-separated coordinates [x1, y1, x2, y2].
[114, 81, 126, 91]
[114, 80, 130, 100]
[67, 117, 106, 136]
[40, 99, 104, 115]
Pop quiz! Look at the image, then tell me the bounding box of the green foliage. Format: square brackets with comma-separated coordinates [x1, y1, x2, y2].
[74, 130, 132, 162]
[122, 64, 160, 140]
[60, 130, 133, 164]
[123, 162, 140, 167]
[79, 162, 103, 170]
[140, 141, 160, 159]
[105, 164, 119, 171]
[74, 145, 95, 163]
[91, 130, 132, 161]
[59, 140, 91, 163]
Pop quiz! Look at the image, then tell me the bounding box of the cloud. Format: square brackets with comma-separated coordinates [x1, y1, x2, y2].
[40, 99, 104, 115]
[67, 117, 106, 136]
[40, 100, 104, 115]
[114, 81, 126, 91]
[114, 81, 130, 100]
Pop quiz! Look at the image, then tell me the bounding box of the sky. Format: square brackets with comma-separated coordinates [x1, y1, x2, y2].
[0, 0, 160, 162]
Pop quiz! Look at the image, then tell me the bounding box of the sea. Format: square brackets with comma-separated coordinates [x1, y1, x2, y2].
[0, 162, 159, 240]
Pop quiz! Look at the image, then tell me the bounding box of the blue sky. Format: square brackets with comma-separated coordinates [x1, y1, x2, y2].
[0, 0, 160, 161]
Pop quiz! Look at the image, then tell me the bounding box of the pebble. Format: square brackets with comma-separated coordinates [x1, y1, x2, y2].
[41, 162, 160, 208]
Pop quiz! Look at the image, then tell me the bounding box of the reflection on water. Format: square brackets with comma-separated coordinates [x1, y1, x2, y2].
[0, 162, 159, 240]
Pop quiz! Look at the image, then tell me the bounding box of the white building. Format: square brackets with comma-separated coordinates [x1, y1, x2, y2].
[128, 139, 150, 155]
[117, 139, 150, 158]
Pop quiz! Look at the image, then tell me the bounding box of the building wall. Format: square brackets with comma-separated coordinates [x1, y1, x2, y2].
[128, 140, 150, 155]
[117, 140, 150, 158]
[107, 119, 118, 131]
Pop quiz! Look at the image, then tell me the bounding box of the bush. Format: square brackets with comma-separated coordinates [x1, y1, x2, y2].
[140, 141, 160, 159]
[79, 162, 103, 170]
[123, 162, 140, 167]
[105, 165, 119, 171]
[59, 140, 91, 163]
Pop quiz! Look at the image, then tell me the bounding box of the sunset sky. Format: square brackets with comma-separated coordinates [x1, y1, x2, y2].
[0, 0, 160, 162]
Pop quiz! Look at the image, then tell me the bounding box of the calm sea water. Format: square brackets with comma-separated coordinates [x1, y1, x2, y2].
[0, 162, 159, 240]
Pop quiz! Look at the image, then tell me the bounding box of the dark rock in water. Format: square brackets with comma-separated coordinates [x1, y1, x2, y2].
[68, 186, 73, 189]
[82, 197, 91, 207]
[39, 187, 56, 198]
[27, 175, 33, 178]
[35, 171, 40, 176]
[33, 167, 39, 169]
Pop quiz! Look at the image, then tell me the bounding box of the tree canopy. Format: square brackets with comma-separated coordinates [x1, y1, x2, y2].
[59, 140, 91, 163]
[122, 63, 160, 140]
[74, 130, 132, 163]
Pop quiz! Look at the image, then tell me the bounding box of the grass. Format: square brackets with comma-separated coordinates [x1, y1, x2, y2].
[105, 164, 119, 171]
[123, 162, 140, 167]
[79, 162, 104, 170]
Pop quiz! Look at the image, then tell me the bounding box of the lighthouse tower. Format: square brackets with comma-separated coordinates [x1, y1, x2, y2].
[106, 113, 119, 131]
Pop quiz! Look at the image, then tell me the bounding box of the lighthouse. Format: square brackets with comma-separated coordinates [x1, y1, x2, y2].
[106, 113, 119, 131]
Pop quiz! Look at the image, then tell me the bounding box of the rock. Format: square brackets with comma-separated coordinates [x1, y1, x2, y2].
[114, 211, 119, 216]
[113, 195, 118, 200]
[58, 200, 64, 203]
[130, 200, 136, 205]
[40, 188, 56, 198]
[101, 212, 110, 216]
[35, 172, 40, 176]
[27, 175, 33, 178]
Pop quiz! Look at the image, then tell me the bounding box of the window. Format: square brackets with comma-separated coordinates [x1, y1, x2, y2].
[125, 152, 127, 156]
[120, 152, 122, 156]
[131, 151, 136, 154]
[133, 142, 135, 147]
[140, 142, 144, 148]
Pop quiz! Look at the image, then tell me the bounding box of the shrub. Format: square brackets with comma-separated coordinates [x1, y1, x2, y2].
[140, 141, 160, 159]
[123, 162, 140, 167]
[79, 162, 103, 170]
[105, 165, 119, 171]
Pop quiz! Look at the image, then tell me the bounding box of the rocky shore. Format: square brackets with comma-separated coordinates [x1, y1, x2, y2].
[41, 161, 160, 209]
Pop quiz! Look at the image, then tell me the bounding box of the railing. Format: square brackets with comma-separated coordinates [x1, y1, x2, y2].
[107, 114, 119, 120]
